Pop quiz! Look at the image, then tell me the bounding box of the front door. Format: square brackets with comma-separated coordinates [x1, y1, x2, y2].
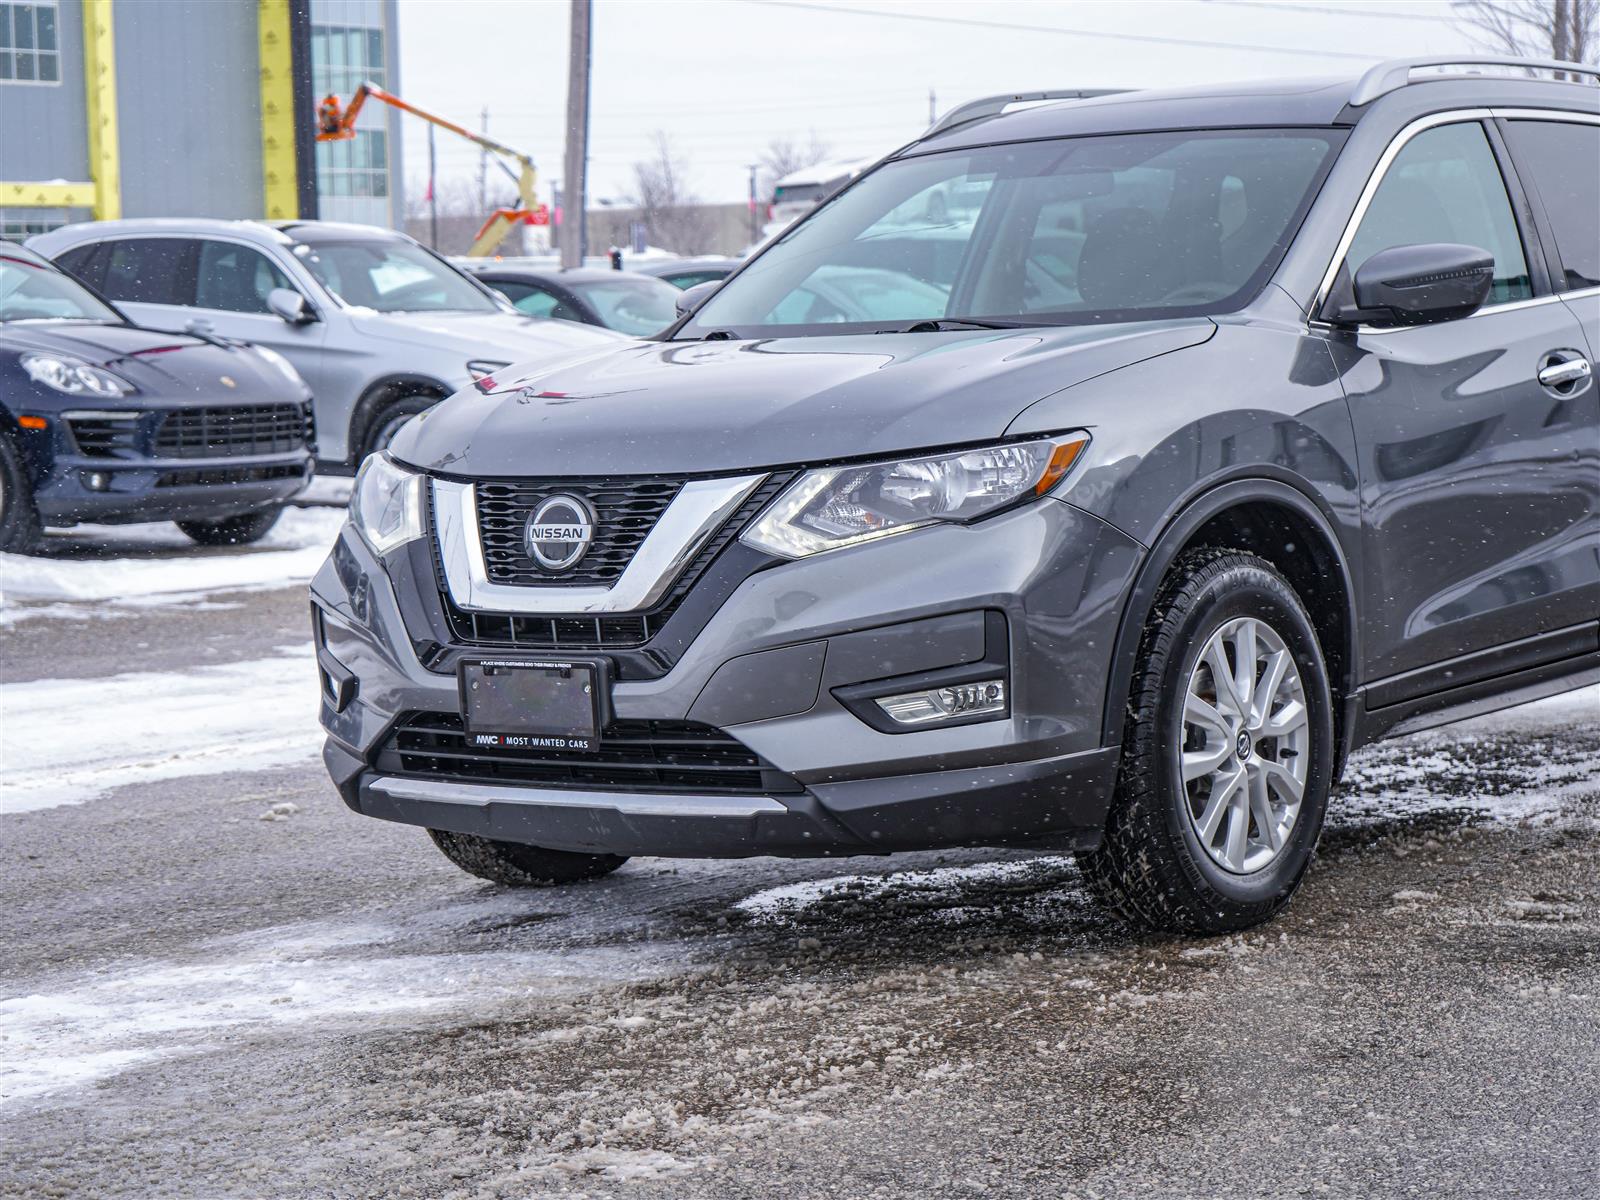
[186, 238, 328, 385]
[1329, 119, 1598, 692]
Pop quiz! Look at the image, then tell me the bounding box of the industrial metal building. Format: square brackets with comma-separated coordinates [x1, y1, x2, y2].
[0, 0, 404, 240]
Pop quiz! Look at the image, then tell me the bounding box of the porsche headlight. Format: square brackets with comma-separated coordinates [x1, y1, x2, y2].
[742, 434, 1089, 560]
[21, 353, 132, 398]
[251, 345, 308, 392]
[350, 452, 424, 555]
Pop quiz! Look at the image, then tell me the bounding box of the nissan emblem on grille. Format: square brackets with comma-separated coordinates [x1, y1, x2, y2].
[523, 495, 596, 572]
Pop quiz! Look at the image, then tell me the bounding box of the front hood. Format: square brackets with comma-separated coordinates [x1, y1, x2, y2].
[345, 309, 626, 361]
[392, 319, 1215, 476]
[0, 322, 301, 399]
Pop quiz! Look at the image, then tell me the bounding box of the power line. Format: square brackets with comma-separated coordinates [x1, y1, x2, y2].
[750, 0, 1379, 60]
[1198, 0, 1449, 21]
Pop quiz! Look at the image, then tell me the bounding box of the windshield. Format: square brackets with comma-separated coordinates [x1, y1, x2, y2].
[0, 253, 122, 324]
[569, 275, 680, 336]
[292, 239, 500, 313]
[682, 129, 1342, 337]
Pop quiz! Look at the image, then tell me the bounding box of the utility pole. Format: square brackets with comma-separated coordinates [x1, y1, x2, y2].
[427, 123, 438, 250]
[746, 163, 760, 245]
[477, 106, 489, 215]
[561, 0, 592, 268]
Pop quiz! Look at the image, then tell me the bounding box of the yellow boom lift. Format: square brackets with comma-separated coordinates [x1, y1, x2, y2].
[316, 82, 540, 257]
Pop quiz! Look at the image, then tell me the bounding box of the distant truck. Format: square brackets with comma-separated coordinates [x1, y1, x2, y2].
[761, 158, 874, 240]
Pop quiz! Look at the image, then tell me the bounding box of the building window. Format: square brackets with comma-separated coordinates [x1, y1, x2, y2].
[319, 128, 389, 198]
[1, 214, 61, 239]
[312, 22, 391, 202]
[311, 23, 385, 96]
[0, 2, 61, 84]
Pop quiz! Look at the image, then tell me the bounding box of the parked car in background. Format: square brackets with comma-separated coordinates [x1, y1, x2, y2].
[459, 262, 682, 336]
[27, 220, 622, 468]
[635, 257, 744, 290]
[0, 241, 313, 552]
[314, 61, 1598, 933]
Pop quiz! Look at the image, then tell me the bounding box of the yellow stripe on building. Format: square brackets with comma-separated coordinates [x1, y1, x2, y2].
[82, 0, 121, 221]
[258, 0, 300, 220]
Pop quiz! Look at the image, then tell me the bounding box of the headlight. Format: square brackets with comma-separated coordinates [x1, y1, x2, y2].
[251, 345, 308, 392]
[466, 359, 510, 382]
[350, 452, 425, 555]
[21, 353, 132, 398]
[742, 433, 1089, 560]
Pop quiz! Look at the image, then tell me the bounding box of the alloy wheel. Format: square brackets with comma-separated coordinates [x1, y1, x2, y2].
[1179, 616, 1309, 874]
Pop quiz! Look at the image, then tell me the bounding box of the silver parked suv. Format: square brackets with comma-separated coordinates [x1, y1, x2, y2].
[312, 59, 1598, 934]
[28, 220, 622, 468]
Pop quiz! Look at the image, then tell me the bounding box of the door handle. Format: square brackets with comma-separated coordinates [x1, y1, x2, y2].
[1538, 356, 1591, 389]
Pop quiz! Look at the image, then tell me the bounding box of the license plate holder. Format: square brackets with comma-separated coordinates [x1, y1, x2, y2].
[458, 658, 607, 751]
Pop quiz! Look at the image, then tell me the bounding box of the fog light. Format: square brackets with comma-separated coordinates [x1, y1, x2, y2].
[81, 470, 111, 491]
[874, 679, 1007, 726]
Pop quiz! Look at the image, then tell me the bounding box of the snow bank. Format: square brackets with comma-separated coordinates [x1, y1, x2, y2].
[0, 507, 343, 621]
[0, 647, 324, 814]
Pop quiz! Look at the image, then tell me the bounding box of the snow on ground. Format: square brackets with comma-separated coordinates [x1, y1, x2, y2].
[0, 646, 323, 814]
[0, 909, 684, 1107]
[737, 857, 1079, 923]
[735, 688, 1600, 924]
[1335, 687, 1600, 830]
[0, 506, 343, 624]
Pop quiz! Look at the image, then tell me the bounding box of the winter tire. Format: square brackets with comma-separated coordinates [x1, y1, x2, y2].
[362, 395, 434, 461]
[177, 506, 284, 546]
[428, 828, 629, 887]
[1079, 548, 1335, 935]
[0, 430, 43, 555]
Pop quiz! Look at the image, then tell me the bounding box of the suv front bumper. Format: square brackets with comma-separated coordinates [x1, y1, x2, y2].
[311, 495, 1142, 858]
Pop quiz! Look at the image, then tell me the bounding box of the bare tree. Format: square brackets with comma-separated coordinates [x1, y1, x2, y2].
[1453, 0, 1598, 71]
[628, 132, 715, 254]
[757, 133, 833, 203]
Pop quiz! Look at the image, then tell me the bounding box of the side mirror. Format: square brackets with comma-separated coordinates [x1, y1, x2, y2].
[675, 279, 720, 318]
[1335, 243, 1493, 328]
[268, 287, 316, 325]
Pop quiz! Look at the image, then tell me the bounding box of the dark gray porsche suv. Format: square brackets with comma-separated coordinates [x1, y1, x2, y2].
[313, 58, 1599, 934]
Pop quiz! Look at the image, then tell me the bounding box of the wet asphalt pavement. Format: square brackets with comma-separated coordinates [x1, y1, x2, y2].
[2, 561, 1598, 1199]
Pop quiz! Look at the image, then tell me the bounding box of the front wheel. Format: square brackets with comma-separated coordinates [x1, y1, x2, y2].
[0, 430, 42, 554]
[361, 395, 434, 461]
[176, 506, 284, 546]
[1079, 548, 1335, 935]
[428, 828, 629, 887]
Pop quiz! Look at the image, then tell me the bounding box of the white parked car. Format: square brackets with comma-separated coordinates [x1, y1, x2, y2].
[29, 220, 625, 466]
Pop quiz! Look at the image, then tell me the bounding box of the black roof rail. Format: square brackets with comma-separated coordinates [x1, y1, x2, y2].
[1350, 56, 1600, 106]
[924, 89, 1135, 138]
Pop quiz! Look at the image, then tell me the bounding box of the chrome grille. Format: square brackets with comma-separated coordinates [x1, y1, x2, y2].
[433, 472, 795, 651]
[475, 477, 683, 586]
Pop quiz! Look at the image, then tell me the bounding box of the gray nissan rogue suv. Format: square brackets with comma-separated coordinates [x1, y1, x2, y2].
[313, 58, 1599, 934]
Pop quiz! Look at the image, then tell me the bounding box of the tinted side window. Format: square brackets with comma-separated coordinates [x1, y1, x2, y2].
[100, 239, 195, 305]
[500, 283, 583, 323]
[195, 241, 295, 314]
[55, 243, 104, 288]
[1505, 120, 1600, 291]
[1348, 122, 1532, 305]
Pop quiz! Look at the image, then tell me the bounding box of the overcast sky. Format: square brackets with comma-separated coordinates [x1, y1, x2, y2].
[394, 0, 1482, 207]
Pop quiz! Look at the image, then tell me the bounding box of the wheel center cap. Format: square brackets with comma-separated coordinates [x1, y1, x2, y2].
[1236, 730, 1253, 760]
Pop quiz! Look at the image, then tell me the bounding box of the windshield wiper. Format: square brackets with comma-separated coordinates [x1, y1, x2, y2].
[879, 318, 1028, 333]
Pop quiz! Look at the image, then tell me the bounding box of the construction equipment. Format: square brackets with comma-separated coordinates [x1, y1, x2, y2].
[316, 82, 540, 256]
